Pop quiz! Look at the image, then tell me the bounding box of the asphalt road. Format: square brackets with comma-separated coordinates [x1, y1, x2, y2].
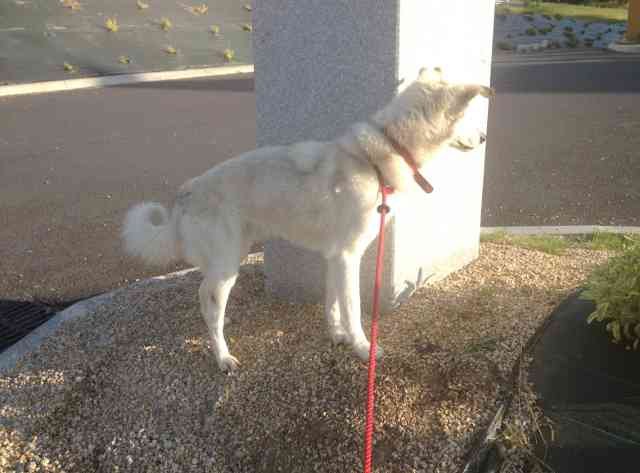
[1, 50, 639, 304]
[485, 50, 640, 227]
[0, 0, 252, 84]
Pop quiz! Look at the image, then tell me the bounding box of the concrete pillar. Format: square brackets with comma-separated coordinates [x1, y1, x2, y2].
[627, 0, 640, 42]
[253, 1, 495, 311]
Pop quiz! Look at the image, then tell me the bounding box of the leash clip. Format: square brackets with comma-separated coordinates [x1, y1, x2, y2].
[377, 203, 390, 214]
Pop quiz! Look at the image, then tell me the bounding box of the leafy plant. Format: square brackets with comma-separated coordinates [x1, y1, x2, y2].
[526, 27, 537, 36]
[582, 240, 640, 349]
[164, 45, 178, 54]
[565, 37, 579, 48]
[209, 24, 220, 35]
[118, 55, 131, 64]
[137, 0, 149, 9]
[241, 23, 253, 32]
[496, 41, 514, 51]
[63, 62, 76, 73]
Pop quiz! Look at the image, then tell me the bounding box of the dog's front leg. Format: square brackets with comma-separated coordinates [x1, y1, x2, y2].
[333, 253, 383, 362]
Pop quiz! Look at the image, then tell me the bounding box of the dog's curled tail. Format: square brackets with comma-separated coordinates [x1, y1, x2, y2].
[122, 202, 179, 266]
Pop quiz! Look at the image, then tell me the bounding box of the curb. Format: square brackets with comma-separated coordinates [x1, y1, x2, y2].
[0, 64, 254, 98]
[608, 41, 640, 53]
[481, 225, 640, 235]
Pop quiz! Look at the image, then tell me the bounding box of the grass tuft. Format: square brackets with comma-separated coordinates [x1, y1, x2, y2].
[160, 17, 172, 31]
[223, 48, 235, 62]
[105, 17, 119, 32]
[63, 62, 76, 73]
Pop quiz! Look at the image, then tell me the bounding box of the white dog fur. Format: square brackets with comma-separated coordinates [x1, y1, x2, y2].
[123, 68, 492, 372]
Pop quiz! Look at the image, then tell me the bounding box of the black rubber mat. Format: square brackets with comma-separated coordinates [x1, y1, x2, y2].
[0, 300, 56, 353]
[529, 292, 640, 473]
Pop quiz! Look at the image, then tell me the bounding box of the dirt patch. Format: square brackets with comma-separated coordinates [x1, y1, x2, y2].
[0, 244, 611, 472]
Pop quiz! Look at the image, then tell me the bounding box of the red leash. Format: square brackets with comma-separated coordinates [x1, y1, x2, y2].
[361, 128, 433, 473]
[363, 176, 392, 473]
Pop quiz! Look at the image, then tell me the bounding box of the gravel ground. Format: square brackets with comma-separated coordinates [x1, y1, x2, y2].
[0, 244, 611, 473]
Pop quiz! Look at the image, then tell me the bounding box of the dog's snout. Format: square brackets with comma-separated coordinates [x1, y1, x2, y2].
[479, 132, 487, 144]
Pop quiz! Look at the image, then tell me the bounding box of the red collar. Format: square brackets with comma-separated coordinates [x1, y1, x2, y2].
[380, 127, 434, 194]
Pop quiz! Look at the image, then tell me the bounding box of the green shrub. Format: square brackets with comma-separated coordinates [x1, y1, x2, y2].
[565, 37, 579, 47]
[496, 41, 514, 51]
[582, 241, 640, 349]
[526, 27, 537, 36]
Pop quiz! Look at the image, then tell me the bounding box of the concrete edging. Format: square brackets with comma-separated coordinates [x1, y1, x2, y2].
[0, 267, 199, 374]
[0, 64, 254, 98]
[608, 41, 640, 53]
[481, 225, 640, 235]
[2, 225, 639, 373]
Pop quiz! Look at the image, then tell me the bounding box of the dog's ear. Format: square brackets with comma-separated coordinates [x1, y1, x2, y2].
[448, 84, 493, 117]
[477, 85, 495, 98]
[417, 67, 443, 83]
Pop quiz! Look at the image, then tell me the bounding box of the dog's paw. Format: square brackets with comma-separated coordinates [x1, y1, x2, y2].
[353, 341, 384, 362]
[217, 354, 241, 373]
[330, 329, 351, 346]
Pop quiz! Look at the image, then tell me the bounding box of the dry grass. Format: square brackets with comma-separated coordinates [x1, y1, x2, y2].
[496, 1, 627, 23]
[181, 3, 208, 15]
[0, 245, 612, 472]
[61, 0, 81, 11]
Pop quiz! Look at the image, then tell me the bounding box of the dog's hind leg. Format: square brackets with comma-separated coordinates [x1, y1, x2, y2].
[198, 235, 250, 373]
[199, 272, 240, 372]
[325, 258, 350, 345]
[331, 253, 384, 362]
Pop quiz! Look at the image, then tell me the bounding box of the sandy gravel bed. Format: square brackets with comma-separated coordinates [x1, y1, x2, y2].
[0, 244, 611, 473]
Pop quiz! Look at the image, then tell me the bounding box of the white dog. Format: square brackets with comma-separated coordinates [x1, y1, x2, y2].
[123, 68, 492, 372]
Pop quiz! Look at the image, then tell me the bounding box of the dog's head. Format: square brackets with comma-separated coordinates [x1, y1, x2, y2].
[375, 67, 494, 163]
